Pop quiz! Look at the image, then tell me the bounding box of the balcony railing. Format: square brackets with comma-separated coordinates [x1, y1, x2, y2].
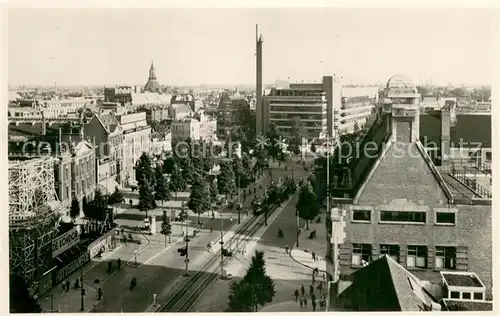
[450, 166, 492, 199]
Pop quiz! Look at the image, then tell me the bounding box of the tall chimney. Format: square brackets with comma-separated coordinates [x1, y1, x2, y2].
[255, 24, 264, 136]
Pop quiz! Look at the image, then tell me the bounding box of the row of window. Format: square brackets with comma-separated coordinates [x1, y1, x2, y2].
[352, 244, 458, 269]
[352, 210, 456, 225]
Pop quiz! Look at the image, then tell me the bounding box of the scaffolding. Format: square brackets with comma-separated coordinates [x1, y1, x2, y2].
[9, 157, 63, 288]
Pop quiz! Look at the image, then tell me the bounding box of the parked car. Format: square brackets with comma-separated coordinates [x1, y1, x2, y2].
[140, 218, 150, 230]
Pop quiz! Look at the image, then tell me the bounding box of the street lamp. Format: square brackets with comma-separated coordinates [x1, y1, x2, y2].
[134, 250, 138, 266]
[219, 214, 224, 278]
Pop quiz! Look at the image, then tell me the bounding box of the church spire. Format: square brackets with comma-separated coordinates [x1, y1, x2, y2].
[149, 60, 156, 80]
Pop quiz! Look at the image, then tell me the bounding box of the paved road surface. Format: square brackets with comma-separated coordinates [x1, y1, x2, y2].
[191, 161, 314, 312]
[90, 158, 310, 312]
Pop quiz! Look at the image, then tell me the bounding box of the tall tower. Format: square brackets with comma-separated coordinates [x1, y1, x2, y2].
[149, 60, 157, 80]
[255, 25, 264, 136]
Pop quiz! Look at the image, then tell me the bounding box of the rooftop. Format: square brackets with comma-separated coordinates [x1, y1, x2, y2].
[442, 272, 484, 288]
[441, 299, 493, 311]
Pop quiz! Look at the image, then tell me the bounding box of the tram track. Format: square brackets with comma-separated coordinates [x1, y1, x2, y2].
[158, 203, 279, 312]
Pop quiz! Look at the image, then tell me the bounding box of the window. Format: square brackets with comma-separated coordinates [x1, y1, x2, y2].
[352, 210, 371, 222]
[380, 244, 400, 262]
[435, 246, 456, 269]
[462, 292, 471, 300]
[380, 211, 426, 223]
[436, 212, 456, 225]
[407, 245, 427, 268]
[450, 291, 460, 299]
[473, 292, 483, 300]
[352, 243, 372, 266]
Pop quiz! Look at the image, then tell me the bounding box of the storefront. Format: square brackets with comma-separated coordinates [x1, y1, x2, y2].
[87, 228, 118, 259]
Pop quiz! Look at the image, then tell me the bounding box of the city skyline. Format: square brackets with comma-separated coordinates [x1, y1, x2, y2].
[7, 7, 498, 87]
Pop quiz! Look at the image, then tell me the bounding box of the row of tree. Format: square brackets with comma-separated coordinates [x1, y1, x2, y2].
[228, 250, 276, 312]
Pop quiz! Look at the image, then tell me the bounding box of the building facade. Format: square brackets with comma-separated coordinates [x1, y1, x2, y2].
[199, 114, 217, 141]
[217, 93, 250, 138]
[70, 141, 96, 213]
[83, 113, 124, 186]
[259, 77, 377, 140]
[117, 112, 151, 185]
[171, 118, 200, 141]
[326, 75, 492, 304]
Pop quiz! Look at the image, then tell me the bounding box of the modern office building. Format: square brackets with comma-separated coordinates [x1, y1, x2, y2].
[259, 77, 377, 140]
[326, 75, 492, 307]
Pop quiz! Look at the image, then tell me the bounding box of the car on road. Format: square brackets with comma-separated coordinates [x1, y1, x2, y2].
[140, 218, 150, 230]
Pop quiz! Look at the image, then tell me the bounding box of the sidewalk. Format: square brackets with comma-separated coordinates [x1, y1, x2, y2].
[290, 213, 327, 274]
[40, 242, 127, 313]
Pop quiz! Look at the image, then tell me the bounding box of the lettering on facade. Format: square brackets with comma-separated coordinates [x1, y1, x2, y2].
[55, 251, 90, 284]
[52, 228, 80, 258]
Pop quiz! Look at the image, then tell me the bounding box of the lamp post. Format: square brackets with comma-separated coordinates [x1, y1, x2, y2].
[237, 177, 241, 224]
[184, 217, 190, 276]
[219, 214, 224, 278]
[134, 250, 138, 266]
[80, 264, 84, 311]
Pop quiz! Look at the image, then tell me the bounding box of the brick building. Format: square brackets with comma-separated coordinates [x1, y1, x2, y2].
[326, 75, 492, 306]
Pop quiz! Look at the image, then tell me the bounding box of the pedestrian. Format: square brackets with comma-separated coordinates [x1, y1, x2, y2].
[117, 258, 121, 270]
[317, 282, 323, 293]
[304, 298, 308, 307]
[301, 284, 305, 296]
[322, 273, 326, 281]
[294, 289, 299, 302]
[285, 245, 289, 254]
[312, 299, 317, 312]
[65, 280, 70, 292]
[314, 267, 319, 276]
[309, 284, 314, 296]
[312, 252, 316, 262]
[299, 298, 303, 308]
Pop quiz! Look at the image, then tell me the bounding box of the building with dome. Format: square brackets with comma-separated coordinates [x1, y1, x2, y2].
[143, 60, 162, 93]
[325, 74, 492, 309]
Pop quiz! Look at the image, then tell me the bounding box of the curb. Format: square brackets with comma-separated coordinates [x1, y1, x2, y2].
[288, 225, 328, 275]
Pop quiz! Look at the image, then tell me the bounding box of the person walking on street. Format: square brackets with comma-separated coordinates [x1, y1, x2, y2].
[294, 289, 299, 302]
[117, 258, 121, 270]
[309, 284, 314, 296]
[301, 284, 305, 296]
[299, 297, 303, 308]
[312, 299, 317, 311]
[304, 298, 308, 308]
[285, 245, 289, 254]
[312, 252, 316, 262]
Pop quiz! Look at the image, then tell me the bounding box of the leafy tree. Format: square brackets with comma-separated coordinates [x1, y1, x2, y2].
[108, 186, 123, 204]
[138, 182, 155, 218]
[296, 182, 318, 230]
[310, 142, 317, 153]
[267, 123, 283, 161]
[232, 155, 245, 189]
[70, 197, 80, 218]
[209, 180, 218, 217]
[228, 279, 254, 312]
[169, 164, 186, 199]
[85, 189, 109, 221]
[253, 135, 269, 177]
[160, 211, 172, 245]
[10, 274, 42, 313]
[242, 250, 276, 309]
[187, 176, 211, 223]
[155, 166, 171, 206]
[135, 152, 155, 188]
[162, 156, 176, 174]
[217, 161, 236, 201]
[182, 159, 196, 186]
[241, 152, 255, 184]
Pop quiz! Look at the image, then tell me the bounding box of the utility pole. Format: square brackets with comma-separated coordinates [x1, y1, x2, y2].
[219, 215, 224, 278]
[184, 217, 190, 276]
[80, 265, 84, 311]
[264, 181, 268, 226]
[237, 176, 241, 224]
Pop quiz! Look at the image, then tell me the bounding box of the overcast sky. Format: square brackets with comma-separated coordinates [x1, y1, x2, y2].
[7, 7, 498, 86]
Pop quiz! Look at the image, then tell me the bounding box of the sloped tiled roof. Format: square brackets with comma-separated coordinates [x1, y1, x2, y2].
[356, 141, 449, 205]
[338, 256, 436, 311]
